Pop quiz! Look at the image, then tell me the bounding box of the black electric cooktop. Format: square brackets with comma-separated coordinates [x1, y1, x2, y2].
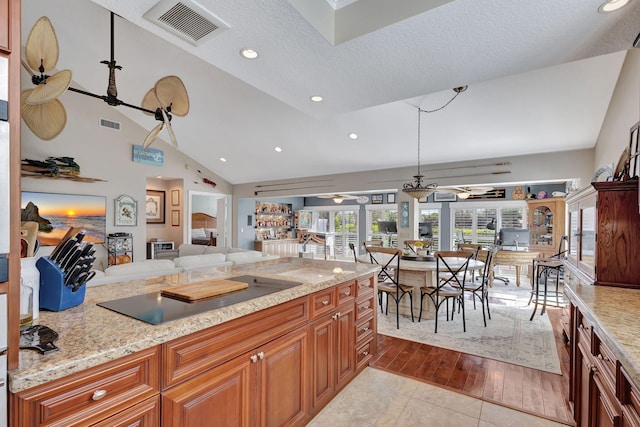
[97, 275, 302, 325]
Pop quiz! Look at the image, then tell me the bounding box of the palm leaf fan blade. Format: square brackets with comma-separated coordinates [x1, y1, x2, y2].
[21, 89, 66, 140]
[25, 16, 60, 72]
[161, 109, 178, 148]
[143, 123, 164, 148]
[141, 88, 161, 116]
[25, 69, 72, 105]
[153, 76, 189, 116]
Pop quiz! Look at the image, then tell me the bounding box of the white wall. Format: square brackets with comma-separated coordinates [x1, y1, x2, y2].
[20, 78, 231, 267]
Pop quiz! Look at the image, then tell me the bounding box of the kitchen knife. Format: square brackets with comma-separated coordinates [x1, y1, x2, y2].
[59, 243, 81, 272]
[72, 271, 95, 292]
[61, 246, 83, 273]
[51, 239, 76, 264]
[63, 265, 81, 286]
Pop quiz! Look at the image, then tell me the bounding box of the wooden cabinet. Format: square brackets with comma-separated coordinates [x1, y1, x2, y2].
[566, 181, 640, 287]
[11, 273, 376, 426]
[527, 197, 566, 258]
[255, 239, 299, 257]
[162, 327, 309, 427]
[11, 346, 160, 426]
[569, 302, 640, 427]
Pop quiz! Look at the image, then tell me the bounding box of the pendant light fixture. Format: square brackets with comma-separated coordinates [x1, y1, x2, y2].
[402, 86, 468, 200]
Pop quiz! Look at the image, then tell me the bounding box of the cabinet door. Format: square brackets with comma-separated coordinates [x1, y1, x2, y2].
[577, 341, 593, 427]
[162, 351, 254, 427]
[335, 304, 355, 389]
[310, 314, 336, 410]
[593, 371, 621, 427]
[257, 327, 309, 427]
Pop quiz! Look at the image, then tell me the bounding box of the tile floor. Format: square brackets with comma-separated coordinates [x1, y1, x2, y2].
[308, 367, 571, 427]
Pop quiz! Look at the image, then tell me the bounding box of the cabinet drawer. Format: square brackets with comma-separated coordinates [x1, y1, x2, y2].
[163, 296, 309, 388]
[13, 346, 160, 427]
[355, 297, 374, 320]
[576, 312, 593, 350]
[594, 337, 617, 388]
[619, 366, 640, 414]
[356, 275, 374, 299]
[337, 281, 356, 305]
[92, 395, 160, 427]
[356, 338, 374, 370]
[312, 288, 337, 318]
[355, 313, 374, 344]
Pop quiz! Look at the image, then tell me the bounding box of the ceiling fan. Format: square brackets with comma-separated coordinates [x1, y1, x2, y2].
[438, 186, 495, 199]
[317, 194, 359, 204]
[21, 13, 189, 147]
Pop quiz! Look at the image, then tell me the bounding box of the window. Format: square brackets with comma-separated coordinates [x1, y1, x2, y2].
[419, 205, 441, 250]
[451, 201, 527, 247]
[365, 205, 397, 247]
[303, 207, 359, 259]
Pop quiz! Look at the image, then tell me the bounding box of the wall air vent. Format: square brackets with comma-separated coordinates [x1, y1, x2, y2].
[144, 0, 229, 46]
[99, 118, 121, 131]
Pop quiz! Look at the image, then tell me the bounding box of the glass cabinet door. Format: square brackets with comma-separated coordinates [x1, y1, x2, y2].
[531, 205, 554, 247]
[568, 205, 579, 260]
[580, 205, 596, 268]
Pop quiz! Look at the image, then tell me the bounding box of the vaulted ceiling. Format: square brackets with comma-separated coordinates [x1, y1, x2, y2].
[21, 0, 640, 184]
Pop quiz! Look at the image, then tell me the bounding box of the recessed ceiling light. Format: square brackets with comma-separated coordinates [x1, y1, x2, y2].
[219, 157, 227, 162]
[348, 132, 358, 140]
[310, 95, 323, 102]
[156, 176, 162, 179]
[598, 0, 630, 12]
[240, 48, 259, 59]
[274, 147, 282, 152]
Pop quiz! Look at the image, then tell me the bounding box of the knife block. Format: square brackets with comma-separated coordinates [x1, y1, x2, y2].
[36, 257, 86, 311]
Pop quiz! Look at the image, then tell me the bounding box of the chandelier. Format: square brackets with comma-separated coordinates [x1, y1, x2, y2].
[402, 86, 468, 199]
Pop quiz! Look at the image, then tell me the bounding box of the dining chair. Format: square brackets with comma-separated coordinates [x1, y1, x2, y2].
[419, 252, 473, 333]
[348, 242, 359, 263]
[365, 246, 414, 329]
[363, 240, 384, 249]
[466, 245, 499, 327]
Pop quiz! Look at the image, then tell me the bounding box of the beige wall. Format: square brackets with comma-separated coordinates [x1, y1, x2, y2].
[594, 49, 640, 173]
[20, 79, 231, 267]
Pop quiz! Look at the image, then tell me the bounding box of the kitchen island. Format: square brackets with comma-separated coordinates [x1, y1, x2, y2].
[9, 257, 379, 426]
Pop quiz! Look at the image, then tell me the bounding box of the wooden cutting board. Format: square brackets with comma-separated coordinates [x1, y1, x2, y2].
[161, 279, 248, 302]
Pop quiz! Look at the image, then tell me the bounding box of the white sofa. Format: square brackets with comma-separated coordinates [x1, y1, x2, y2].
[87, 245, 279, 286]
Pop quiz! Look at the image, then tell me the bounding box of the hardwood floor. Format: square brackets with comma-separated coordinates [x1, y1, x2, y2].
[370, 299, 574, 425]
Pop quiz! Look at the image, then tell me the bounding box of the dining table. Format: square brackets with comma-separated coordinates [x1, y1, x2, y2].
[357, 253, 485, 321]
[492, 249, 541, 286]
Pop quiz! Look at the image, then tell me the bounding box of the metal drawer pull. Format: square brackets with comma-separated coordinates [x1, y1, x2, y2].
[92, 390, 107, 401]
[258, 351, 265, 360]
[361, 326, 369, 332]
[322, 300, 329, 305]
[597, 353, 610, 362]
[362, 351, 369, 356]
[342, 290, 351, 296]
[250, 354, 258, 363]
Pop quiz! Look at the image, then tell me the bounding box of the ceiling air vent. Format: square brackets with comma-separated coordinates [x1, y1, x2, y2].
[99, 118, 121, 131]
[144, 0, 229, 46]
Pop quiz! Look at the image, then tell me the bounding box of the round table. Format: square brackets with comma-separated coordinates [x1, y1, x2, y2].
[357, 254, 485, 320]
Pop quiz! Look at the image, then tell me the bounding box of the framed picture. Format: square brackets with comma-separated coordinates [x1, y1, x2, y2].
[146, 190, 165, 224]
[434, 192, 456, 202]
[171, 189, 180, 206]
[114, 194, 137, 226]
[371, 194, 383, 204]
[171, 210, 180, 226]
[387, 193, 396, 204]
[400, 201, 409, 227]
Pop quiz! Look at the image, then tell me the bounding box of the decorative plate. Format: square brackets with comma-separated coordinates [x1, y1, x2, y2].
[591, 165, 614, 182]
[511, 186, 525, 200]
[537, 191, 548, 199]
[614, 147, 630, 180]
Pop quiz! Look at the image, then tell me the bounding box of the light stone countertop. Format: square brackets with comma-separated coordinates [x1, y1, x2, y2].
[565, 282, 640, 388]
[10, 258, 379, 393]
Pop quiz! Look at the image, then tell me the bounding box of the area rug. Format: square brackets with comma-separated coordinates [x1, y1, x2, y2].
[377, 284, 562, 374]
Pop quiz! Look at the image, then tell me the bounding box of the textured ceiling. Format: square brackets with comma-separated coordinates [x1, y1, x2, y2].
[20, 0, 640, 184]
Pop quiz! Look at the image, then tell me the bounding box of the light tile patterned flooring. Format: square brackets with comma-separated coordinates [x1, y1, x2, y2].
[308, 367, 571, 426]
